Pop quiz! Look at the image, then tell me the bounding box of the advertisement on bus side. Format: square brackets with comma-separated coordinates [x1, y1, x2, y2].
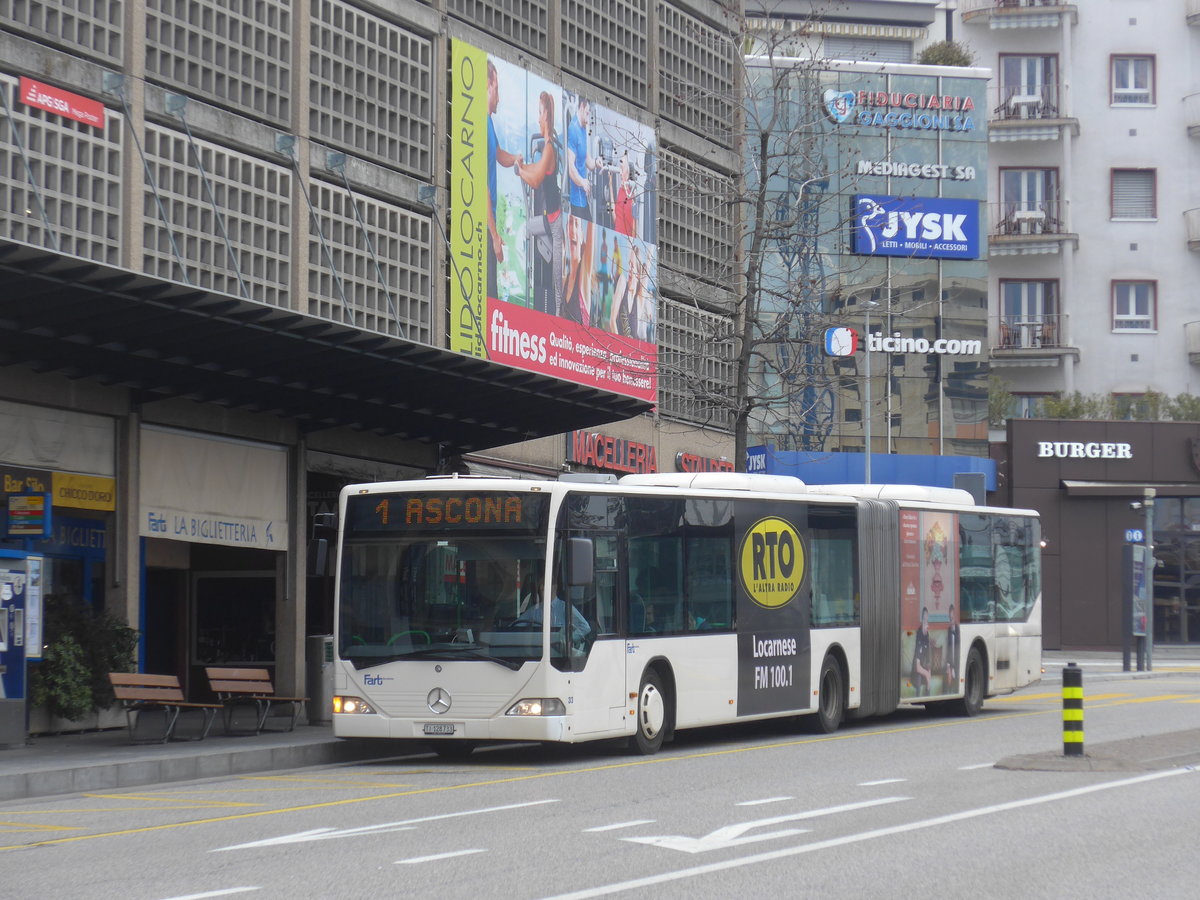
[735, 505, 811, 715]
[900, 510, 961, 699]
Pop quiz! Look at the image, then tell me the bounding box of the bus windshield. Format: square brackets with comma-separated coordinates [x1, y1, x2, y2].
[337, 491, 554, 669]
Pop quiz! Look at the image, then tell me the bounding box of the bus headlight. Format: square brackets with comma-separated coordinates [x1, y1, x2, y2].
[505, 698, 566, 716]
[333, 695, 376, 715]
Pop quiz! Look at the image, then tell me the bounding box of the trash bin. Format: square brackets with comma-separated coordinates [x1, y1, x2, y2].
[306, 635, 334, 723]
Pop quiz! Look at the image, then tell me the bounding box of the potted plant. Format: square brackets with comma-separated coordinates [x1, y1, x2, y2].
[28, 594, 139, 733]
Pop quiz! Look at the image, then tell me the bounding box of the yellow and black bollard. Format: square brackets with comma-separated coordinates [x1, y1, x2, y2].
[1062, 662, 1083, 757]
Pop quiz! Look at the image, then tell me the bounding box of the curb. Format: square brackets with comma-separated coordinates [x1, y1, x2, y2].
[996, 728, 1200, 773]
[0, 738, 392, 803]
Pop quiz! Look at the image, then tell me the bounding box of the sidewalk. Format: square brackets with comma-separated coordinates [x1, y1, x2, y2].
[3, 649, 1199, 804]
[1040, 646, 1200, 680]
[0, 721, 395, 803]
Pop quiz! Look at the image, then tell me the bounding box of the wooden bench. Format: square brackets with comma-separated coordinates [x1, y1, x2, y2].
[205, 667, 308, 734]
[108, 673, 222, 743]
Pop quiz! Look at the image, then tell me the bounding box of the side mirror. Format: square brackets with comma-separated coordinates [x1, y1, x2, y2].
[307, 513, 337, 576]
[567, 537, 594, 587]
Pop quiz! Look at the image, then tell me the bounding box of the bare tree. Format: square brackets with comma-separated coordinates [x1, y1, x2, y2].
[656, 2, 875, 469]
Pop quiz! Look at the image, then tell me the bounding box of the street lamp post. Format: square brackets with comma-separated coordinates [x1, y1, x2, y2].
[1144, 487, 1155, 671]
[862, 300, 877, 484]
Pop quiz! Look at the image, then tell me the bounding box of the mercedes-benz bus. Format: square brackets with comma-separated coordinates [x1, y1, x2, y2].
[331, 473, 1041, 755]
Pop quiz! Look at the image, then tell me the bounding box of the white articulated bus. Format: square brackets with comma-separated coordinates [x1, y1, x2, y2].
[331, 472, 1041, 755]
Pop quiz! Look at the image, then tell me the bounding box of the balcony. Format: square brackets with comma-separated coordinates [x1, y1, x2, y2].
[1187, 321, 1200, 365]
[988, 201, 1077, 255]
[1185, 94, 1200, 137]
[991, 314, 1079, 368]
[1185, 208, 1200, 251]
[961, 0, 1078, 27]
[1180, 324, 1200, 367]
[988, 85, 1078, 141]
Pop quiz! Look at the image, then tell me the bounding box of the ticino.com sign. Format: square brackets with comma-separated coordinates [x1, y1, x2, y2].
[823, 327, 981, 358]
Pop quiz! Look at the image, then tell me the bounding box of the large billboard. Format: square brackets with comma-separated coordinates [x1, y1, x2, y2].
[852, 194, 981, 260]
[450, 42, 658, 403]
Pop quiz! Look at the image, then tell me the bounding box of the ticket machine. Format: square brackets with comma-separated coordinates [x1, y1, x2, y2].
[0, 550, 42, 748]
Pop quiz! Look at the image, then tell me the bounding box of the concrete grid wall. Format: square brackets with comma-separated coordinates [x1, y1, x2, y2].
[0, 0, 743, 429]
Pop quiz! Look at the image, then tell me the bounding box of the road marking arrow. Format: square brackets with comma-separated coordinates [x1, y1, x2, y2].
[622, 796, 909, 854]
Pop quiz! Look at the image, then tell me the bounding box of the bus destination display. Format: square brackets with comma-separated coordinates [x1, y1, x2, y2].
[345, 492, 547, 533]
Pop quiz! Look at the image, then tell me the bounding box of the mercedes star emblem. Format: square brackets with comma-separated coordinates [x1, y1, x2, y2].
[427, 687, 452, 714]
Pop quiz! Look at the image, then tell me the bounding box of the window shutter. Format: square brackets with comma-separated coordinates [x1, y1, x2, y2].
[822, 37, 912, 64]
[1111, 170, 1155, 218]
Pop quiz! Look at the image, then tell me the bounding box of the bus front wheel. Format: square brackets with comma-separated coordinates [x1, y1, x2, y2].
[630, 670, 668, 755]
[953, 647, 986, 717]
[809, 654, 844, 734]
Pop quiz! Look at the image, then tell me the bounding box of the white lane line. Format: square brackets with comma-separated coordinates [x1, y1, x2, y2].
[543, 768, 1196, 900]
[857, 779, 905, 786]
[396, 849, 487, 865]
[584, 820, 656, 832]
[736, 797, 795, 806]
[157, 890, 260, 900]
[215, 799, 559, 851]
[958, 762, 995, 770]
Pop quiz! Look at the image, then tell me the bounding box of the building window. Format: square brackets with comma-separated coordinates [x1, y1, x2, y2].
[998, 54, 1058, 118]
[822, 36, 913, 63]
[1110, 169, 1156, 219]
[1113, 393, 1151, 420]
[1112, 281, 1156, 331]
[999, 280, 1059, 349]
[1111, 56, 1154, 105]
[1010, 394, 1050, 419]
[998, 168, 1059, 234]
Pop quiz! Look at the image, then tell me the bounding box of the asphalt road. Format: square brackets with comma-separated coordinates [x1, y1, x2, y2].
[4, 673, 1200, 900]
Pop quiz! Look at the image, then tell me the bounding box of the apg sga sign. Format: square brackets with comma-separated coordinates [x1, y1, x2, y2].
[852, 194, 981, 260]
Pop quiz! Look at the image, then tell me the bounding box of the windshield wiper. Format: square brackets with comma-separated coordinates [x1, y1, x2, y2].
[395, 646, 524, 670]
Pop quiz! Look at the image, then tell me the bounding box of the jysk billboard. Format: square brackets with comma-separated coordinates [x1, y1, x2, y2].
[852, 194, 980, 260]
[450, 41, 658, 402]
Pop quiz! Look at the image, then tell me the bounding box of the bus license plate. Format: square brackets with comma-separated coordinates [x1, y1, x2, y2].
[423, 723, 456, 736]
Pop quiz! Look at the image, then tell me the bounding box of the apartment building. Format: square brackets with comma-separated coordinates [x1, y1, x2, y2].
[959, 0, 1200, 412]
[958, 1, 1200, 648]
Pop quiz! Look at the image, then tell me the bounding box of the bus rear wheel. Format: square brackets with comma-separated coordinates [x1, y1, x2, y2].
[952, 647, 985, 717]
[809, 654, 844, 734]
[630, 669, 668, 755]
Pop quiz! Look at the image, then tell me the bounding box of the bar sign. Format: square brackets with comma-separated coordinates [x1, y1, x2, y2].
[19, 77, 105, 128]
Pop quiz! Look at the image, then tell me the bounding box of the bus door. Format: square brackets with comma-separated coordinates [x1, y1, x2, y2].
[562, 531, 626, 736]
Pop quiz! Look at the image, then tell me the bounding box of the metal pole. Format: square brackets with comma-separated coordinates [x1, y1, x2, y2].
[1062, 662, 1083, 757]
[863, 303, 871, 484]
[1144, 488, 1155, 672]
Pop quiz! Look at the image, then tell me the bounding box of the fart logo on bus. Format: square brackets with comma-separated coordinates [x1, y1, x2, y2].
[739, 516, 805, 609]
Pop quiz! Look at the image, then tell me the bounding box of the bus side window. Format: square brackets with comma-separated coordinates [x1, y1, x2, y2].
[686, 535, 732, 630]
[592, 535, 619, 634]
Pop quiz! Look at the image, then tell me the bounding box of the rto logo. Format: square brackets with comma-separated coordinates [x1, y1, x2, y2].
[739, 516, 805, 609]
[363, 674, 385, 686]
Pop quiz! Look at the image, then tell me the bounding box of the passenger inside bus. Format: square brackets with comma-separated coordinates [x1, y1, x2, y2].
[511, 581, 592, 644]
